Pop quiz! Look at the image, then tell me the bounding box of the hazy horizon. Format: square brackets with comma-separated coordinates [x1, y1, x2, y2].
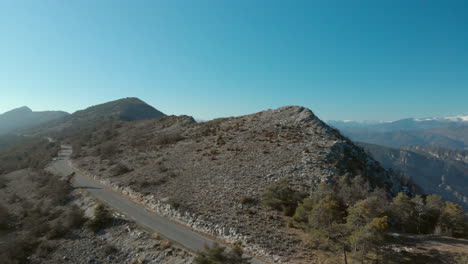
[1, 98, 467, 123]
[1, 1, 467, 121]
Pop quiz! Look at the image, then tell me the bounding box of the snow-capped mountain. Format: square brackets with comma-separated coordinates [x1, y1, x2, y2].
[414, 114, 468, 122]
[328, 114, 468, 131]
[444, 114, 468, 122]
[327, 114, 468, 150]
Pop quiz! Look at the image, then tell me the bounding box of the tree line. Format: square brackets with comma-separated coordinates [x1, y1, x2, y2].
[262, 175, 467, 263]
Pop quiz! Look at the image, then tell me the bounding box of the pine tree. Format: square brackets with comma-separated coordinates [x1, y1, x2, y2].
[439, 202, 466, 237]
[347, 216, 388, 263]
[411, 195, 430, 234]
[293, 197, 314, 223]
[425, 194, 444, 233]
[390, 192, 415, 232]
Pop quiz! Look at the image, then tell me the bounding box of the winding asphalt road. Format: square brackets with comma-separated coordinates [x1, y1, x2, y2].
[49, 145, 267, 264]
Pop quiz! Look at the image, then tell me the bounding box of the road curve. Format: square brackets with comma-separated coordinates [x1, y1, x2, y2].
[48, 145, 268, 264]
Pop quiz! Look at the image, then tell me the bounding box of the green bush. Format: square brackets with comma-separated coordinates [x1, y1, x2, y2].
[155, 132, 185, 145]
[194, 243, 250, 264]
[86, 204, 114, 233]
[46, 222, 68, 239]
[261, 178, 306, 216]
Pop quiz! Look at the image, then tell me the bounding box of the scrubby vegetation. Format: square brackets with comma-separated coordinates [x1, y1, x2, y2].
[86, 204, 114, 233]
[194, 243, 251, 264]
[0, 136, 59, 174]
[0, 137, 86, 263]
[262, 175, 468, 263]
[261, 178, 306, 216]
[0, 134, 25, 148]
[0, 170, 86, 263]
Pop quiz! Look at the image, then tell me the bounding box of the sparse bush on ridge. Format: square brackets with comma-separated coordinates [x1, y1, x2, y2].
[155, 131, 185, 145]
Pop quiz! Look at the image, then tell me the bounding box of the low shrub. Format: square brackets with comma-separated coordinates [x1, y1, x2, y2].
[86, 204, 114, 233]
[239, 196, 256, 205]
[194, 243, 251, 264]
[100, 142, 118, 159]
[155, 132, 185, 145]
[103, 245, 119, 255]
[46, 222, 68, 239]
[262, 178, 306, 216]
[63, 205, 86, 229]
[160, 240, 171, 249]
[110, 163, 132, 176]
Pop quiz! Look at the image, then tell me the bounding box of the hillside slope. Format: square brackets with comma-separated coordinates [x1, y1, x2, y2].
[360, 143, 468, 208]
[70, 106, 398, 262]
[0, 106, 68, 135]
[26, 97, 166, 136]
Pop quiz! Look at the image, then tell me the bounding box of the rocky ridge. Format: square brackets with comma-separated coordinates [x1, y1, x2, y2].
[71, 106, 399, 263]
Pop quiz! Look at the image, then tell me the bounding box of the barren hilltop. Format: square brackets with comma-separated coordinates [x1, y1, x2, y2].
[69, 105, 399, 262]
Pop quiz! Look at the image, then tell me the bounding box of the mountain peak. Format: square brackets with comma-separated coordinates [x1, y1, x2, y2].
[0, 106, 68, 135]
[72, 97, 166, 121]
[3, 106, 32, 115]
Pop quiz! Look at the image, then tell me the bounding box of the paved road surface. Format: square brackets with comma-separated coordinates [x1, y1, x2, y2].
[49, 145, 267, 264]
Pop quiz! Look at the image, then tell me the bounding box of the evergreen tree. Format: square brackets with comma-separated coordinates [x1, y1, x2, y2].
[347, 216, 388, 263]
[439, 202, 466, 237]
[293, 197, 314, 223]
[411, 195, 431, 234]
[425, 194, 444, 233]
[335, 174, 370, 207]
[390, 192, 415, 232]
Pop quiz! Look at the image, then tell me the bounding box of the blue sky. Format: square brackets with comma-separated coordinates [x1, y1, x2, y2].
[0, 0, 467, 121]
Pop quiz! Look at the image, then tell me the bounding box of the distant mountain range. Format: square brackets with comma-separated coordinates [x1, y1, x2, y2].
[360, 143, 468, 209]
[24, 97, 166, 136]
[328, 115, 468, 132]
[328, 116, 468, 150]
[0, 106, 68, 135]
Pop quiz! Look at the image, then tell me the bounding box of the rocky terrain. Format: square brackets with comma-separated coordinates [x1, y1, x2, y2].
[70, 106, 399, 262]
[38, 192, 194, 264]
[0, 163, 194, 264]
